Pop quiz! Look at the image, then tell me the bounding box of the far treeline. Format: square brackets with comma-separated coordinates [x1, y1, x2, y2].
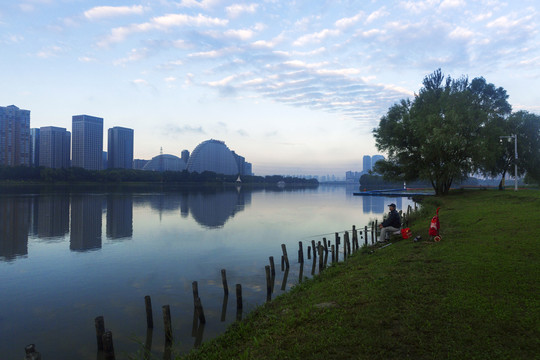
[373, 68, 540, 195]
[0, 166, 319, 186]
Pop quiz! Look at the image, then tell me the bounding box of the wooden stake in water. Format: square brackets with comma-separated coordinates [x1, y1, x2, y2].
[221, 269, 229, 295]
[162, 305, 173, 343]
[236, 284, 243, 310]
[95, 316, 105, 351]
[298, 241, 304, 263]
[194, 297, 206, 324]
[281, 244, 290, 269]
[265, 265, 272, 302]
[102, 330, 115, 360]
[144, 296, 153, 329]
[269, 256, 276, 276]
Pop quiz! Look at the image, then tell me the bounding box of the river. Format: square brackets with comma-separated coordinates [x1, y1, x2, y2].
[0, 184, 415, 359]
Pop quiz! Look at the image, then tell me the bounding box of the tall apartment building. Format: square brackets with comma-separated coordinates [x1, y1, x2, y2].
[72, 115, 103, 170]
[30, 128, 40, 167]
[362, 155, 372, 173]
[0, 105, 30, 166]
[107, 126, 134, 169]
[39, 126, 71, 169]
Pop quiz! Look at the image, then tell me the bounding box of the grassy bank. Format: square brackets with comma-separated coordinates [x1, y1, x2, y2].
[180, 190, 539, 360]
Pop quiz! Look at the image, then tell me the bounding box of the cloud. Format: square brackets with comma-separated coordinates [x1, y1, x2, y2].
[98, 13, 228, 46]
[439, 0, 465, 10]
[84, 5, 146, 20]
[226, 3, 258, 18]
[114, 48, 150, 66]
[335, 12, 363, 29]
[36, 45, 65, 58]
[366, 7, 390, 24]
[162, 124, 205, 135]
[293, 28, 341, 46]
[448, 26, 475, 40]
[177, 0, 219, 10]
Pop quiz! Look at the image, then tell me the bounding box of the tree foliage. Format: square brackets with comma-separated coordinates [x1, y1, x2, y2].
[373, 69, 512, 195]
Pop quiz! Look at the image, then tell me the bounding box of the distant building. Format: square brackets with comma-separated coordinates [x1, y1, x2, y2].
[0, 105, 30, 166]
[72, 115, 103, 170]
[39, 126, 71, 169]
[30, 128, 40, 167]
[107, 127, 134, 169]
[362, 155, 371, 173]
[133, 159, 149, 170]
[372, 155, 385, 171]
[181, 149, 189, 164]
[143, 154, 186, 172]
[187, 139, 240, 175]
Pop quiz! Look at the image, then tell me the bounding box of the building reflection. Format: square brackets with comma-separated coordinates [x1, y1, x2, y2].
[141, 188, 252, 229]
[36, 194, 70, 239]
[70, 194, 102, 251]
[186, 188, 251, 229]
[0, 197, 31, 261]
[106, 194, 133, 240]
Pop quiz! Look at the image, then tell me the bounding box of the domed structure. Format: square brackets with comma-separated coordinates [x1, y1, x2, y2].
[142, 154, 186, 172]
[187, 139, 239, 175]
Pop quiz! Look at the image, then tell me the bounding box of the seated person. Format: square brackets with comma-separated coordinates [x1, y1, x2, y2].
[378, 203, 401, 242]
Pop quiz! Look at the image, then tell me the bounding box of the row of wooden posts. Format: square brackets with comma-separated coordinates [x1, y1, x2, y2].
[27, 205, 415, 359]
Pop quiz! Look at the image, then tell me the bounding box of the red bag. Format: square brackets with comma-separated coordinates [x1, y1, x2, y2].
[429, 207, 441, 237]
[401, 228, 412, 239]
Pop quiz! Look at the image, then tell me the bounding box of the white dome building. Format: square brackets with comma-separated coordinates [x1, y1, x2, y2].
[142, 154, 186, 172]
[187, 139, 239, 175]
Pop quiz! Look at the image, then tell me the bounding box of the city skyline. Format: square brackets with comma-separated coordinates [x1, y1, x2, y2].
[2, 1, 539, 176]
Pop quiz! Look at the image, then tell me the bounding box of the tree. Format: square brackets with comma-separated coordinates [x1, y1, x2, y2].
[373, 69, 512, 195]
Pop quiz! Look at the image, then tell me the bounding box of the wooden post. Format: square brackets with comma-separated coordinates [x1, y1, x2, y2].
[307, 246, 311, 260]
[352, 226, 358, 252]
[364, 226, 368, 246]
[281, 244, 290, 269]
[371, 221, 375, 244]
[102, 330, 115, 360]
[281, 255, 284, 271]
[345, 231, 351, 256]
[318, 243, 323, 272]
[144, 296, 154, 329]
[24, 344, 41, 360]
[323, 237, 328, 254]
[95, 316, 105, 351]
[221, 294, 228, 322]
[221, 269, 229, 295]
[311, 240, 317, 259]
[194, 297, 206, 324]
[298, 261, 304, 283]
[265, 265, 272, 302]
[269, 256, 276, 276]
[162, 305, 173, 342]
[331, 244, 335, 263]
[335, 233, 339, 262]
[281, 268, 289, 291]
[192, 281, 199, 303]
[236, 284, 243, 310]
[298, 241, 304, 263]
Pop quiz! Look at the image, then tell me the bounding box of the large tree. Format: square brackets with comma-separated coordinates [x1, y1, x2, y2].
[373, 69, 511, 195]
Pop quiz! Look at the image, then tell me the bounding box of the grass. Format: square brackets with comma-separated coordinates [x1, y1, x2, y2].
[179, 189, 539, 360]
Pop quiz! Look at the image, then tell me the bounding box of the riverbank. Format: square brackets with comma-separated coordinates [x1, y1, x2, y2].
[180, 189, 539, 360]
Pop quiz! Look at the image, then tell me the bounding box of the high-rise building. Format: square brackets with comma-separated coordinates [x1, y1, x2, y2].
[30, 128, 40, 167]
[72, 115, 103, 170]
[107, 127, 134, 169]
[181, 149, 189, 164]
[39, 126, 71, 169]
[372, 155, 385, 167]
[0, 105, 30, 166]
[362, 155, 371, 173]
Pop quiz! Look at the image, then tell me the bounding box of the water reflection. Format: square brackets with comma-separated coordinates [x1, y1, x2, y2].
[70, 194, 103, 251]
[106, 194, 133, 240]
[0, 197, 31, 261]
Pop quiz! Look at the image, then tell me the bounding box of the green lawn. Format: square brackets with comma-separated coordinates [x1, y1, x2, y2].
[180, 189, 539, 360]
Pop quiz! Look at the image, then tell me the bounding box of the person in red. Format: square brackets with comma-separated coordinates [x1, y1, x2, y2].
[378, 203, 401, 243]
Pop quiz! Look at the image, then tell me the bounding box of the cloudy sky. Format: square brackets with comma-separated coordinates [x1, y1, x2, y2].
[1, 0, 539, 176]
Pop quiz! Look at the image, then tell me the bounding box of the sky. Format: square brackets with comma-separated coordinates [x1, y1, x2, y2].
[1, 0, 539, 176]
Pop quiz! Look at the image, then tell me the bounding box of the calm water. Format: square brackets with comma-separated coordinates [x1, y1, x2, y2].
[0, 184, 414, 359]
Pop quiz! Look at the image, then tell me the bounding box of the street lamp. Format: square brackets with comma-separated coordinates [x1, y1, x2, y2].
[499, 134, 518, 191]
